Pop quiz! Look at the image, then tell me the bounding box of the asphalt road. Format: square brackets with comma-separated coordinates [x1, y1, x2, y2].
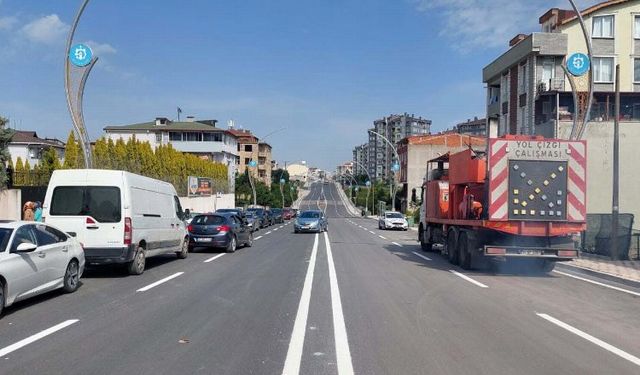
[1, 182, 640, 374]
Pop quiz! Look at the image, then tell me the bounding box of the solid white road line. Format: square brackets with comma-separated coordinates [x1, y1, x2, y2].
[324, 232, 354, 375]
[0, 319, 79, 357]
[449, 270, 489, 288]
[537, 313, 640, 367]
[378, 235, 387, 240]
[412, 251, 431, 261]
[204, 253, 226, 263]
[553, 270, 640, 297]
[255, 235, 264, 240]
[282, 234, 320, 375]
[136, 272, 184, 292]
[392, 242, 403, 247]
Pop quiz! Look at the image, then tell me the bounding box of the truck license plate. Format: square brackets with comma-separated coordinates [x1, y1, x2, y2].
[520, 249, 541, 255]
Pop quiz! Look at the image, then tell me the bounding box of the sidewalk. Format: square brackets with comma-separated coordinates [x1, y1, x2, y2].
[560, 253, 640, 284]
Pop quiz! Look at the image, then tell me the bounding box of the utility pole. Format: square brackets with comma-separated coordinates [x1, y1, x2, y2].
[611, 64, 620, 260]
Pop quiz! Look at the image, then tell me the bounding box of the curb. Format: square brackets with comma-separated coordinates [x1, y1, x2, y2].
[555, 262, 640, 289]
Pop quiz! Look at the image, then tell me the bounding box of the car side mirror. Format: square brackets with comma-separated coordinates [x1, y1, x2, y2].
[67, 232, 77, 237]
[16, 242, 37, 252]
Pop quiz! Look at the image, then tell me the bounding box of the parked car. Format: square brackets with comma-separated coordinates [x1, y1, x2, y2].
[187, 213, 252, 252]
[216, 208, 245, 219]
[246, 208, 269, 228]
[292, 208, 299, 218]
[244, 211, 259, 232]
[271, 208, 284, 224]
[282, 208, 294, 220]
[378, 211, 408, 231]
[43, 169, 189, 275]
[0, 221, 85, 316]
[184, 211, 203, 225]
[265, 209, 275, 226]
[294, 210, 328, 233]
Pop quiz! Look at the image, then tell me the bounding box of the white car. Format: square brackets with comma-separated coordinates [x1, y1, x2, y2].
[378, 211, 409, 231]
[0, 221, 85, 316]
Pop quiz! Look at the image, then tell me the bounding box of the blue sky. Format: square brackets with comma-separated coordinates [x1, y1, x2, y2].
[0, 0, 598, 170]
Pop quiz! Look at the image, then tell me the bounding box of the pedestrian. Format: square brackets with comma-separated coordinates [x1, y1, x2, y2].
[34, 201, 43, 222]
[23, 201, 35, 221]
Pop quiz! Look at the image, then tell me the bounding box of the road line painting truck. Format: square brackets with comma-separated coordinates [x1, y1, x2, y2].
[418, 135, 587, 272]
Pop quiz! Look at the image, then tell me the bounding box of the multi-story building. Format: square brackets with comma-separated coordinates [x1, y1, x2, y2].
[104, 117, 238, 189]
[336, 162, 353, 177]
[398, 134, 486, 212]
[352, 143, 368, 176]
[8, 131, 65, 166]
[367, 113, 431, 181]
[228, 128, 273, 187]
[482, 0, 640, 242]
[456, 117, 487, 137]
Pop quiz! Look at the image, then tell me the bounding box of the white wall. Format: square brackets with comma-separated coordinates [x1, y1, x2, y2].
[179, 194, 235, 214]
[0, 189, 21, 220]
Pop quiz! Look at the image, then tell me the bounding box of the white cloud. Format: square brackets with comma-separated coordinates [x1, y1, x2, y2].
[21, 14, 69, 45]
[85, 40, 117, 55]
[0, 16, 17, 31]
[412, 0, 601, 52]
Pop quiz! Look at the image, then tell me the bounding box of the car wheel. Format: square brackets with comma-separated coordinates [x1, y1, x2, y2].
[128, 247, 146, 275]
[458, 232, 472, 270]
[0, 280, 5, 316]
[177, 238, 189, 259]
[226, 235, 237, 253]
[245, 232, 253, 247]
[63, 260, 80, 293]
[447, 230, 459, 265]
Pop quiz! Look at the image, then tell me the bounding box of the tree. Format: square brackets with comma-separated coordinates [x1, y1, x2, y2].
[0, 116, 14, 189]
[63, 131, 81, 169]
[14, 157, 24, 185]
[272, 168, 289, 184]
[40, 147, 61, 179]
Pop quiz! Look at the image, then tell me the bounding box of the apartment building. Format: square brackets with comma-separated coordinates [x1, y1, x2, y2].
[352, 143, 368, 176]
[8, 131, 65, 166]
[367, 113, 431, 181]
[228, 129, 273, 187]
[336, 162, 353, 177]
[456, 117, 487, 137]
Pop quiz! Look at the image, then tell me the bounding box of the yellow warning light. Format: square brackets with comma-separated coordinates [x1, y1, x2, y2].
[513, 209, 519, 215]
[521, 201, 528, 207]
[513, 199, 519, 204]
[540, 211, 546, 216]
[534, 187, 541, 194]
[513, 189, 519, 195]
[529, 194, 535, 200]
[520, 209, 527, 215]
[558, 166, 564, 172]
[530, 210, 535, 215]
[543, 180, 550, 186]
[551, 173, 557, 179]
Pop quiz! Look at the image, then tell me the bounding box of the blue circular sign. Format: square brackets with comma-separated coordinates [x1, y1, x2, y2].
[280, 178, 285, 184]
[69, 43, 93, 67]
[391, 163, 400, 172]
[365, 181, 371, 186]
[567, 53, 590, 77]
[249, 160, 257, 167]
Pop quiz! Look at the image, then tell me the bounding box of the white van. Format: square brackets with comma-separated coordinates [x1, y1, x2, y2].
[42, 169, 189, 275]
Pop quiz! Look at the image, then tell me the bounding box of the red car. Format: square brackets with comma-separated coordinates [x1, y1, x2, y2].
[282, 208, 294, 220]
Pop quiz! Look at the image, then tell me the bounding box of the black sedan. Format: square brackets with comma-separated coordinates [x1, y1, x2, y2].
[271, 208, 284, 224]
[187, 213, 253, 253]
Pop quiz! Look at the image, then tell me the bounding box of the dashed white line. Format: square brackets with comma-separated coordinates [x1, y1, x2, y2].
[553, 270, 640, 297]
[136, 272, 184, 292]
[368, 231, 375, 234]
[0, 320, 79, 358]
[266, 231, 272, 235]
[392, 242, 402, 247]
[204, 253, 226, 263]
[274, 228, 279, 231]
[537, 313, 640, 367]
[324, 232, 354, 375]
[412, 251, 431, 261]
[449, 270, 488, 288]
[254, 235, 264, 240]
[282, 234, 320, 375]
[378, 235, 387, 240]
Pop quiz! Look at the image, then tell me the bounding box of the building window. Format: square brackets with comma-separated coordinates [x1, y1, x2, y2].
[592, 57, 614, 83]
[634, 59, 640, 83]
[635, 16, 640, 39]
[169, 132, 182, 141]
[519, 62, 527, 93]
[541, 58, 555, 85]
[501, 73, 509, 102]
[155, 133, 162, 143]
[185, 132, 202, 142]
[592, 15, 614, 38]
[244, 158, 251, 165]
[244, 144, 252, 152]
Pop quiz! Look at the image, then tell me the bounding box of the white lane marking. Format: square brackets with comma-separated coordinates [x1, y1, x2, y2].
[553, 270, 640, 297]
[274, 228, 279, 231]
[0, 319, 79, 357]
[204, 253, 226, 263]
[378, 235, 387, 240]
[369, 231, 375, 234]
[537, 313, 640, 367]
[449, 270, 488, 288]
[412, 251, 432, 261]
[392, 242, 402, 247]
[282, 234, 319, 375]
[324, 232, 354, 375]
[279, 226, 284, 229]
[255, 235, 264, 240]
[266, 231, 272, 235]
[136, 272, 184, 292]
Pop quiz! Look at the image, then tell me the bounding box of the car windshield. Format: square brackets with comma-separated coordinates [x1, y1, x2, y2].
[245, 212, 256, 218]
[299, 211, 320, 219]
[385, 213, 403, 219]
[192, 215, 225, 225]
[247, 209, 264, 215]
[272, 209, 282, 214]
[0, 228, 13, 252]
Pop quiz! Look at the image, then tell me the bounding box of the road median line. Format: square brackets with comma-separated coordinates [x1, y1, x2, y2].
[0, 319, 79, 358]
[204, 253, 226, 263]
[449, 270, 488, 288]
[136, 272, 184, 292]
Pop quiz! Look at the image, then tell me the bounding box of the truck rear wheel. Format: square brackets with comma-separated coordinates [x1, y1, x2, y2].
[420, 226, 433, 252]
[446, 229, 459, 265]
[537, 259, 556, 273]
[458, 232, 472, 270]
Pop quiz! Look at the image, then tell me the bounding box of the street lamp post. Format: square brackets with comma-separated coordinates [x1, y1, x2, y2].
[247, 127, 287, 207]
[368, 129, 400, 211]
[351, 160, 373, 214]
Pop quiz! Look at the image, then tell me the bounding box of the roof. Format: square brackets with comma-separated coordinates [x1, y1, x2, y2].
[9, 131, 65, 148]
[104, 120, 232, 134]
[399, 133, 486, 147]
[560, 0, 631, 25]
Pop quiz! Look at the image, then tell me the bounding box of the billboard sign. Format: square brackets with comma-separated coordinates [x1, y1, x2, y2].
[188, 176, 213, 197]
